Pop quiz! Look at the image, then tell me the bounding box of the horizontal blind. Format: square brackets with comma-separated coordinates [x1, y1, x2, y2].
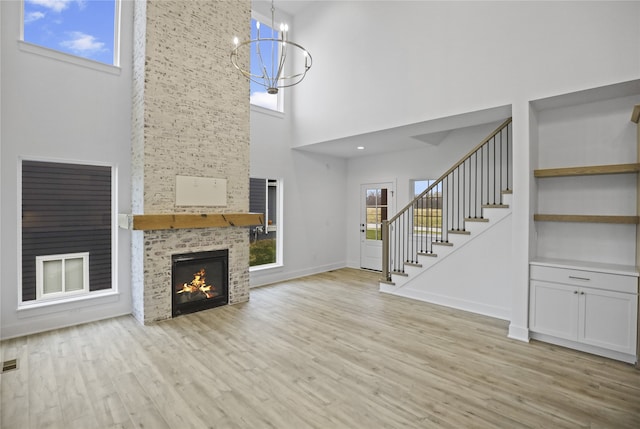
[22, 161, 112, 301]
[249, 178, 266, 215]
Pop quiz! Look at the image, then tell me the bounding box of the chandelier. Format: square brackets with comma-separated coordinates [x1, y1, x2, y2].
[231, 0, 312, 95]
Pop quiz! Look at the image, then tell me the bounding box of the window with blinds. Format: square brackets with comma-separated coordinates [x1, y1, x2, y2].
[249, 177, 282, 268]
[21, 160, 113, 302]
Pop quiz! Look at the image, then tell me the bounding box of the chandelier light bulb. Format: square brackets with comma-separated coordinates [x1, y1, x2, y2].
[233, 36, 239, 46]
[230, 0, 312, 94]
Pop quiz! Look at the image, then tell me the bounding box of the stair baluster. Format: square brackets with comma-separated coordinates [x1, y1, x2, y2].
[382, 118, 513, 282]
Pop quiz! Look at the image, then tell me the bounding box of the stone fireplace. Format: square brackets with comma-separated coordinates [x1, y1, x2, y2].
[128, 0, 252, 324]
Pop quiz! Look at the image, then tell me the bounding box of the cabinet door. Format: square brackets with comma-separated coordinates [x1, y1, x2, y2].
[579, 288, 638, 355]
[530, 280, 579, 340]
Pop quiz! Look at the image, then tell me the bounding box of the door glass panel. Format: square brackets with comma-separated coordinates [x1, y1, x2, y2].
[366, 188, 388, 240]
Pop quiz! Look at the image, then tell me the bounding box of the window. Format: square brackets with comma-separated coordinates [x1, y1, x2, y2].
[36, 252, 89, 300]
[413, 179, 436, 198]
[412, 179, 442, 236]
[22, 0, 120, 66]
[249, 15, 283, 112]
[21, 160, 113, 303]
[249, 178, 283, 268]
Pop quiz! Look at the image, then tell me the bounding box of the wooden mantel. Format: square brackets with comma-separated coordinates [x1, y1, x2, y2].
[118, 213, 264, 231]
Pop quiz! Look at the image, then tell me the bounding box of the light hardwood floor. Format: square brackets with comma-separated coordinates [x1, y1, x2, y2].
[1, 268, 639, 428]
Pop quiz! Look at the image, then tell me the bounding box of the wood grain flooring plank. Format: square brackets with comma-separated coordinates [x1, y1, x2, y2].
[1, 268, 639, 428]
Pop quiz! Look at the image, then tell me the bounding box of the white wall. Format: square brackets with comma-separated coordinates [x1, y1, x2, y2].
[292, 1, 640, 147]
[250, 107, 348, 286]
[0, 1, 134, 339]
[248, 5, 349, 287]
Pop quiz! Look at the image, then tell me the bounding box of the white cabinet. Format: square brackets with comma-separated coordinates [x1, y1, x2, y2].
[529, 261, 638, 363]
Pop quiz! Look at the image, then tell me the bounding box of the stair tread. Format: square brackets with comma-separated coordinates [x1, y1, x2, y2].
[465, 217, 490, 222]
[418, 252, 438, 257]
[379, 279, 396, 286]
[405, 262, 423, 268]
[433, 241, 454, 247]
[391, 270, 408, 277]
[448, 229, 471, 235]
[501, 189, 513, 194]
[482, 204, 510, 208]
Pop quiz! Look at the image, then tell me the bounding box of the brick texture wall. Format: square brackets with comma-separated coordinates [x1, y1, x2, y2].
[131, 0, 251, 323]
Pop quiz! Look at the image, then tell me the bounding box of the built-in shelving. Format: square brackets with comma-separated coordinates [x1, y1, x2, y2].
[533, 162, 640, 224]
[533, 214, 640, 224]
[530, 85, 640, 366]
[534, 163, 640, 178]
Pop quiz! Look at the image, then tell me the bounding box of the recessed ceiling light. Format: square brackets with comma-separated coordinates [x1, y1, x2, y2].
[357, 146, 365, 150]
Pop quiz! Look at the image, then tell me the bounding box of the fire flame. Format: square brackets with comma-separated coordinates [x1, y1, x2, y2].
[177, 268, 216, 298]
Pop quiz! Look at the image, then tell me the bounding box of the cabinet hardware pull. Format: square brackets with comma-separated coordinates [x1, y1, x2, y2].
[568, 276, 590, 281]
[580, 291, 585, 295]
[573, 290, 578, 294]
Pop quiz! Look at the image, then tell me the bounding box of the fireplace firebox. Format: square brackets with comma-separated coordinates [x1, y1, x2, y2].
[171, 250, 228, 317]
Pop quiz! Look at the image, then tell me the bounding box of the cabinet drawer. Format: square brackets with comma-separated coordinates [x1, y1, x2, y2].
[530, 265, 637, 294]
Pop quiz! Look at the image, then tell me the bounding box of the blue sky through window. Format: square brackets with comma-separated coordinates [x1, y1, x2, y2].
[23, 0, 116, 65]
[250, 18, 280, 111]
[414, 180, 442, 196]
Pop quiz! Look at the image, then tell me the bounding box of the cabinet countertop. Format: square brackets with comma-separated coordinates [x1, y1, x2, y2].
[530, 257, 639, 277]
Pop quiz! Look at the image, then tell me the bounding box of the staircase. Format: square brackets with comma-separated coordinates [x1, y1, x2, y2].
[379, 118, 513, 318]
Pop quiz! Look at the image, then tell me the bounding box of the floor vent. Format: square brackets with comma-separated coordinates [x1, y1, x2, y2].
[2, 359, 18, 372]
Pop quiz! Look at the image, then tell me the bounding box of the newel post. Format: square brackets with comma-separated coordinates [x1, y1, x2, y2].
[381, 220, 390, 281]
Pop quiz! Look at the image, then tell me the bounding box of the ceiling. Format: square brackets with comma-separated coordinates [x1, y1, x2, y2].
[294, 105, 513, 159]
[253, 0, 314, 18]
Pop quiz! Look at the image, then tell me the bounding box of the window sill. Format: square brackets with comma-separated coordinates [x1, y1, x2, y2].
[251, 104, 285, 119]
[17, 290, 120, 318]
[250, 262, 283, 273]
[18, 41, 121, 76]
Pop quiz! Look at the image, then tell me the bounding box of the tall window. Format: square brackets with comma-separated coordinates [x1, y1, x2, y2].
[22, 0, 120, 66]
[249, 178, 282, 268]
[21, 160, 113, 303]
[249, 15, 283, 112]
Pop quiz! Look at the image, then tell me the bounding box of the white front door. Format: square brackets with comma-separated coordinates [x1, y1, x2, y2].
[360, 183, 394, 271]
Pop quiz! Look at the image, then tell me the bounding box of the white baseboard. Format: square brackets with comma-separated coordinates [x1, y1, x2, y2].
[531, 332, 637, 364]
[507, 323, 530, 342]
[1, 310, 132, 341]
[381, 286, 511, 321]
[250, 262, 347, 288]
